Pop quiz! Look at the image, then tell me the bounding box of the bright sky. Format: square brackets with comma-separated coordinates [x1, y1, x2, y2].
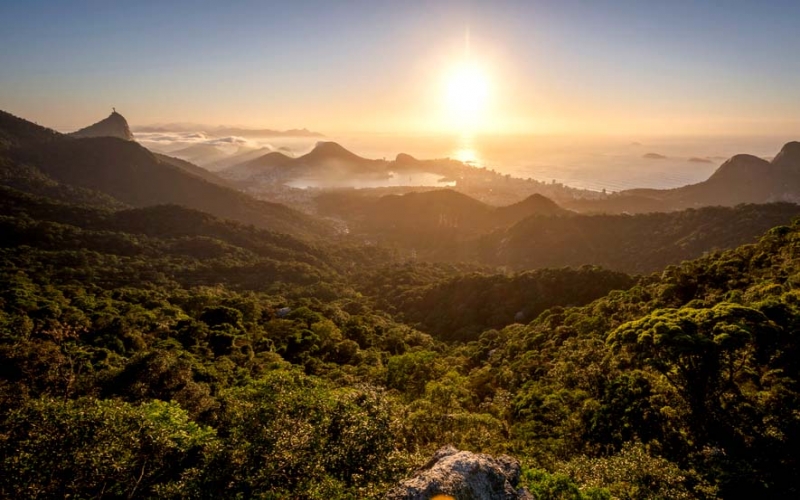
[1, 0, 799, 136]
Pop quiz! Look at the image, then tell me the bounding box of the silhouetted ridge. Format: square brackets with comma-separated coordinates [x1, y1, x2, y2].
[483, 203, 800, 273]
[395, 153, 419, 165]
[707, 154, 770, 183]
[565, 141, 800, 213]
[772, 141, 800, 169]
[220, 151, 295, 179]
[352, 189, 567, 255]
[7, 133, 330, 237]
[0, 110, 62, 150]
[70, 111, 134, 141]
[501, 193, 563, 214]
[376, 189, 487, 213]
[299, 141, 367, 163]
[249, 151, 294, 167]
[153, 153, 236, 188]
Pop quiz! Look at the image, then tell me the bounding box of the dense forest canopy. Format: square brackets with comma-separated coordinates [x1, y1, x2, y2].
[3, 182, 800, 497]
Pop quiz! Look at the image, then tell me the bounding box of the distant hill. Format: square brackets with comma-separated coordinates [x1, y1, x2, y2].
[152, 152, 238, 188]
[0, 186, 343, 288]
[478, 202, 800, 273]
[360, 190, 565, 236]
[316, 188, 800, 271]
[565, 142, 800, 213]
[69, 110, 134, 141]
[222, 151, 295, 180]
[296, 141, 371, 166]
[14, 137, 331, 237]
[0, 109, 333, 238]
[222, 141, 385, 184]
[205, 146, 274, 171]
[169, 142, 244, 167]
[494, 193, 565, 225]
[317, 189, 568, 260]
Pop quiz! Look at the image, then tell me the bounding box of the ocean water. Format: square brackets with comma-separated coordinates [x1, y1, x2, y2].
[141, 128, 796, 193]
[330, 133, 796, 193]
[286, 172, 456, 189]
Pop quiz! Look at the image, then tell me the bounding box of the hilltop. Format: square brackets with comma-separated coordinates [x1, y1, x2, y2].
[69, 110, 134, 141]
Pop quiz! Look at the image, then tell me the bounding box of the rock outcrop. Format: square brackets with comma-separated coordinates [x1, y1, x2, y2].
[70, 110, 134, 141]
[386, 446, 531, 500]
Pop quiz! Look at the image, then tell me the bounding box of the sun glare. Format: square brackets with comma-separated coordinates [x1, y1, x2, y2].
[444, 60, 491, 131]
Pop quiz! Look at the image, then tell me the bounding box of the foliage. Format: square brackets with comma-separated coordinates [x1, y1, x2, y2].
[3, 150, 800, 497]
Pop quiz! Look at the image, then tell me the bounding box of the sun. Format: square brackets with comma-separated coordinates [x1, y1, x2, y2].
[443, 60, 491, 131]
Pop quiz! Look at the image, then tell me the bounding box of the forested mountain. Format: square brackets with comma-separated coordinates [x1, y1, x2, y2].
[318, 186, 800, 272]
[0, 110, 62, 150]
[318, 189, 566, 249]
[4, 106, 800, 498]
[0, 186, 366, 289]
[479, 202, 800, 273]
[358, 264, 635, 340]
[4, 171, 800, 497]
[0, 110, 332, 238]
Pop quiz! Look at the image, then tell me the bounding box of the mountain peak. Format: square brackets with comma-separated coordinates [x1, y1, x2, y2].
[395, 152, 418, 164]
[707, 154, 770, 182]
[311, 141, 351, 155]
[772, 141, 800, 169]
[70, 110, 134, 141]
[298, 141, 367, 164]
[498, 193, 565, 218]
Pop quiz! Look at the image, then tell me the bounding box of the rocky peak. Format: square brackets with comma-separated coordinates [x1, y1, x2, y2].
[70, 110, 134, 141]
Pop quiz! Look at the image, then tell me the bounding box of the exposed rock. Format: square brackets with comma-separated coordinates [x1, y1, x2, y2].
[386, 446, 532, 500]
[642, 152, 667, 160]
[70, 110, 134, 141]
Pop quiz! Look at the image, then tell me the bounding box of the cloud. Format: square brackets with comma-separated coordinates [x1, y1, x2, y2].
[136, 131, 266, 154]
[206, 136, 256, 147]
[135, 127, 316, 160]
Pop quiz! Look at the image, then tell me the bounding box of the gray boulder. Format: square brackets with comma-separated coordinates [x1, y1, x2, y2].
[387, 446, 532, 500]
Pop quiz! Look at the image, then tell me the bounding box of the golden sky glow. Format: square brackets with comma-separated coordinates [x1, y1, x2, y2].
[2, 2, 800, 137]
[442, 60, 492, 134]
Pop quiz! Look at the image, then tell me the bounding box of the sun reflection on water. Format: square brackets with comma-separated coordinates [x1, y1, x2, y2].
[452, 135, 482, 166]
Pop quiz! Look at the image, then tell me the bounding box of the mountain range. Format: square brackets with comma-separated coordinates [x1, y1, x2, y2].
[0, 110, 330, 238]
[567, 143, 800, 213]
[6, 107, 800, 274]
[221, 141, 386, 183]
[223, 137, 800, 216]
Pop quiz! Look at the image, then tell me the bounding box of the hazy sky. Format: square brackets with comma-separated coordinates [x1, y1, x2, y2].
[1, 0, 799, 135]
